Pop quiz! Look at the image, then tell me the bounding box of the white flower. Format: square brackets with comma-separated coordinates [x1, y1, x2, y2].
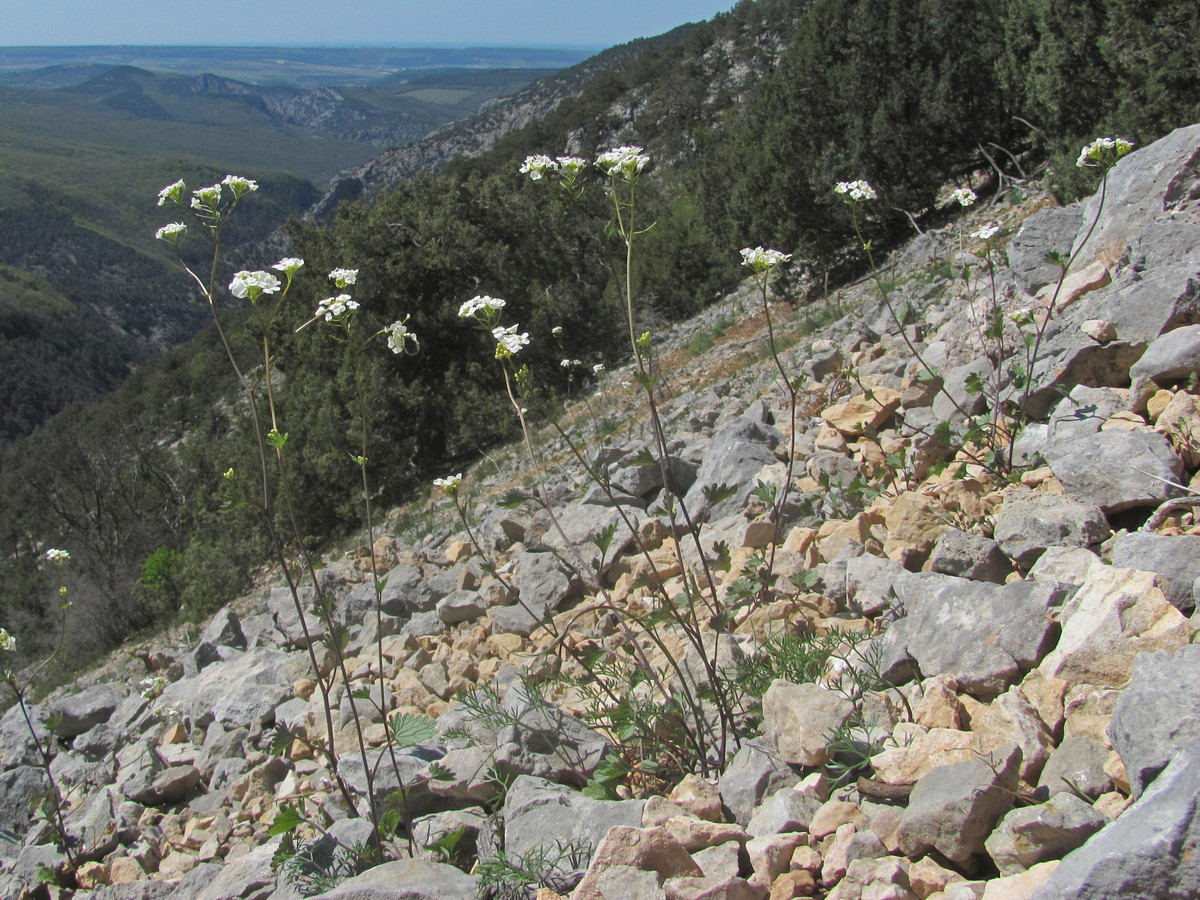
[139, 675, 167, 699]
[551, 325, 564, 337]
[949, 187, 977, 207]
[45, 549, 69, 562]
[272, 257, 304, 275]
[221, 175, 258, 196]
[157, 179, 185, 206]
[556, 156, 588, 177]
[592, 363, 605, 376]
[433, 473, 463, 495]
[560, 358, 582, 368]
[155, 222, 187, 242]
[519, 154, 557, 180]
[329, 268, 358, 289]
[315, 294, 359, 321]
[1077, 137, 1134, 168]
[596, 145, 650, 180]
[190, 182, 222, 209]
[229, 270, 282, 300]
[740, 246, 793, 272]
[971, 223, 1000, 241]
[385, 317, 418, 354]
[492, 324, 530, 359]
[0, 628, 15, 652]
[458, 295, 506, 319]
[834, 180, 877, 202]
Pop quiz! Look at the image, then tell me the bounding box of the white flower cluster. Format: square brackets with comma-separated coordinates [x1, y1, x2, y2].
[385, 317, 418, 354]
[493, 324, 530, 359]
[520, 154, 556, 180]
[1077, 137, 1134, 168]
[222, 174, 258, 196]
[433, 473, 463, 495]
[139, 675, 168, 699]
[273, 257, 304, 275]
[971, 223, 1000, 241]
[190, 182, 223, 210]
[592, 363, 605, 376]
[834, 180, 877, 202]
[45, 549, 69, 562]
[561, 358, 583, 368]
[0, 627, 15, 652]
[520, 154, 591, 182]
[740, 246, 793, 272]
[596, 145, 650, 180]
[949, 187, 977, 207]
[229, 270, 282, 300]
[315, 294, 359, 321]
[458, 295, 506, 319]
[157, 179, 186, 207]
[155, 222, 187, 242]
[328, 268, 358, 289]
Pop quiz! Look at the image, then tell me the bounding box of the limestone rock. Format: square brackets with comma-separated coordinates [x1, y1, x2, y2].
[1039, 566, 1195, 688]
[985, 793, 1106, 876]
[897, 744, 1022, 868]
[762, 680, 856, 767]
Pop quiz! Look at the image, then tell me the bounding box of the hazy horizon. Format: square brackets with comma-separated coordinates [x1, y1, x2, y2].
[2, 1, 740, 49]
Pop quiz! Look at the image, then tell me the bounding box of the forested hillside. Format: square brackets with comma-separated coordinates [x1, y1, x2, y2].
[2, 0, 1198, 680]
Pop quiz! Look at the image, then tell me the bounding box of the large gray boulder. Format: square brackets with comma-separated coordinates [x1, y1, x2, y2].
[158, 647, 292, 729]
[897, 744, 1022, 869]
[717, 739, 800, 826]
[1043, 428, 1183, 513]
[502, 775, 645, 870]
[1109, 644, 1200, 800]
[1109, 531, 1200, 612]
[878, 574, 1067, 699]
[47, 683, 122, 738]
[1008, 205, 1082, 293]
[985, 793, 1106, 876]
[992, 487, 1110, 569]
[1130, 323, 1200, 385]
[1033, 739, 1200, 900]
[308, 859, 479, 900]
[682, 416, 782, 521]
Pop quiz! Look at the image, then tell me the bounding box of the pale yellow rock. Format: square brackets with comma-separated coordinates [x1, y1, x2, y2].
[293, 678, 317, 701]
[915, 675, 964, 730]
[1017, 670, 1068, 738]
[970, 688, 1056, 784]
[487, 632, 524, 659]
[816, 422, 851, 453]
[669, 773, 725, 823]
[789, 845, 824, 873]
[1103, 750, 1130, 794]
[980, 860, 1060, 900]
[160, 722, 187, 745]
[663, 816, 750, 852]
[1039, 566, 1196, 688]
[1062, 684, 1120, 744]
[1099, 410, 1150, 431]
[107, 856, 145, 884]
[445, 540, 472, 563]
[1093, 790, 1131, 820]
[1080, 319, 1117, 343]
[1154, 390, 1200, 467]
[642, 795, 692, 827]
[1036, 259, 1110, 310]
[870, 727, 976, 785]
[75, 861, 109, 889]
[909, 856, 963, 900]
[883, 491, 949, 569]
[821, 387, 904, 437]
[808, 799, 867, 839]
[816, 510, 887, 562]
[746, 833, 804, 885]
[821, 822, 859, 887]
[1146, 389, 1175, 422]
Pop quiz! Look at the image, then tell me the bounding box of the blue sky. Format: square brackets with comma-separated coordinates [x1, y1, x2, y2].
[3, 1, 742, 48]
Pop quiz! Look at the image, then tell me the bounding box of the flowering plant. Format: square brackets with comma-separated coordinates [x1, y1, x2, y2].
[834, 180, 877, 202]
[1077, 137, 1134, 169]
[949, 187, 977, 207]
[596, 145, 650, 182]
[229, 270, 282, 301]
[740, 246, 792, 274]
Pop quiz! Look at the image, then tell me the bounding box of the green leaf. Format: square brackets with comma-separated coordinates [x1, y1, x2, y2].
[703, 483, 738, 506]
[390, 712, 438, 747]
[268, 803, 303, 836]
[499, 488, 534, 509]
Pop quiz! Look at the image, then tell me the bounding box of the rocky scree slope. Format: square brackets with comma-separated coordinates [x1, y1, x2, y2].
[5, 125, 1200, 899]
